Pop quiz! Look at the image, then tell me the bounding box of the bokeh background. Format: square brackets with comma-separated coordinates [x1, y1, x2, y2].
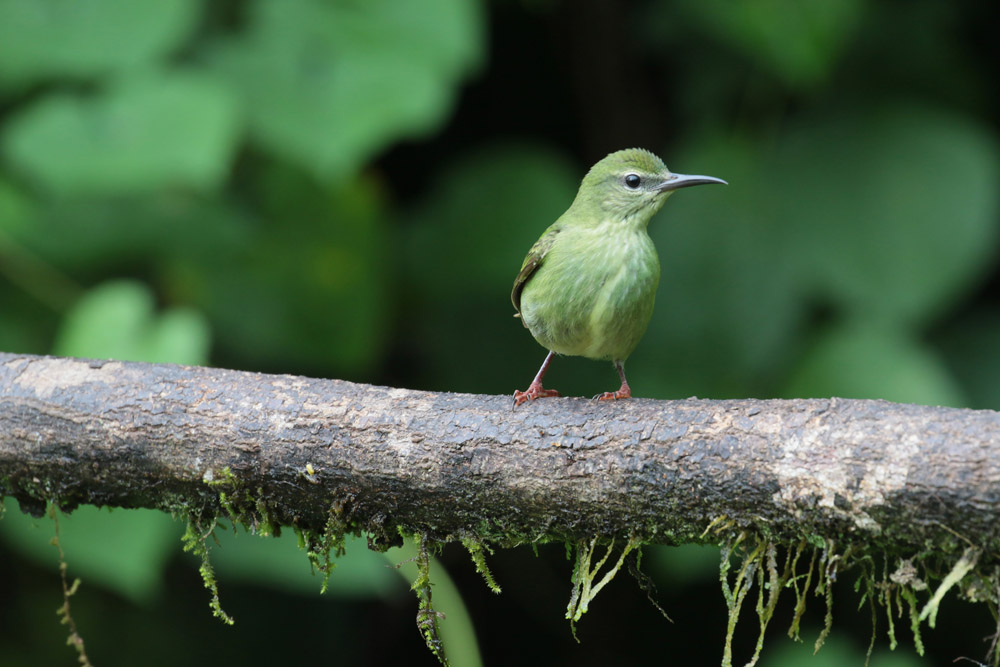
[1, 0, 999, 665]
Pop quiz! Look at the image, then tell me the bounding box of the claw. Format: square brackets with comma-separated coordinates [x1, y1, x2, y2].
[594, 384, 631, 402]
[514, 350, 560, 408]
[512, 382, 561, 408]
[593, 361, 633, 402]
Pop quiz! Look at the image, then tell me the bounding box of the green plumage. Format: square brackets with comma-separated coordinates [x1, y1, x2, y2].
[511, 148, 725, 404]
[513, 211, 660, 362]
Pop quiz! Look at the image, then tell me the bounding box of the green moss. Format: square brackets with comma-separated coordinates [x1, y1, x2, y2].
[720, 532, 765, 666]
[900, 586, 925, 655]
[50, 504, 94, 667]
[180, 515, 234, 626]
[299, 504, 350, 594]
[565, 535, 640, 639]
[856, 567, 877, 665]
[707, 527, 1000, 667]
[626, 547, 673, 623]
[786, 539, 816, 642]
[813, 549, 835, 654]
[411, 535, 448, 666]
[920, 546, 980, 628]
[749, 542, 785, 663]
[462, 536, 501, 594]
[204, 466, 278, 537]
[881, 562, 898, 652]
[11, 470, 1000, 667]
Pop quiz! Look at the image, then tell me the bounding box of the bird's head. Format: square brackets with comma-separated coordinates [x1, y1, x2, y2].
[574, 148, 726, 225]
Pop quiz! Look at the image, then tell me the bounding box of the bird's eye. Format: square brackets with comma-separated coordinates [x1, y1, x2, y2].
[624, 174, 641, 189]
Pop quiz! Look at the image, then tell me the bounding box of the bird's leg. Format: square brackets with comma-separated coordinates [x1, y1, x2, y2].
[595, 360, 632, 401]
[513, 350, 561, 407]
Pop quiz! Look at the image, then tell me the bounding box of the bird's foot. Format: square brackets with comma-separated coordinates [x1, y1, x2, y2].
[512, 382, 561, 408]
[594, 384, 632, 401]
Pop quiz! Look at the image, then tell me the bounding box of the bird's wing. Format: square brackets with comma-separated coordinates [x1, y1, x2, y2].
[511, 224, 561, 323]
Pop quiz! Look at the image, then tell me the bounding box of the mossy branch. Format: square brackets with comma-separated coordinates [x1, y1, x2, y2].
[4, 353, 1000, 665]
[2, 352, 1000, 557]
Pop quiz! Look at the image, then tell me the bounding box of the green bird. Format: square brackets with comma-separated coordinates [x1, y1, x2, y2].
[511, 148, 726, 406]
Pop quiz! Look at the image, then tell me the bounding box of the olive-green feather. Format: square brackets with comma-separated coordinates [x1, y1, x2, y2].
[511, 222, 561, 321]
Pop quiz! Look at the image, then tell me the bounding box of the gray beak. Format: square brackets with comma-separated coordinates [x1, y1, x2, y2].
[656, 173, 728, 192]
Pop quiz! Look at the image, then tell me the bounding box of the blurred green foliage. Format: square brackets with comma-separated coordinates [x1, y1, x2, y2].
[1, 501, 181, 604]
[1, 0, 999, 665]
[4, 71, 239, 195]
[210, 0, 481, 179]
[54, 279, 210, 364]
[0, 0, 200, 85]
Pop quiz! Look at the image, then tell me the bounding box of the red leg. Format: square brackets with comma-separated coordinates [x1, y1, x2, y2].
[595, 360, 632, 401]
[513, 350, 561, 407]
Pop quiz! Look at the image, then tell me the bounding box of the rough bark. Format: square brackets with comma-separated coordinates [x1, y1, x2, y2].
[1, 352, 999, 556]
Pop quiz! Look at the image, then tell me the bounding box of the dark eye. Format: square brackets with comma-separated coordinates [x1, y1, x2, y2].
[624, 174, 641, 189]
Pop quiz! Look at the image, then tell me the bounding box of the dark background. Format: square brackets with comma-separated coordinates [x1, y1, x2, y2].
[1, 0, 999, 665]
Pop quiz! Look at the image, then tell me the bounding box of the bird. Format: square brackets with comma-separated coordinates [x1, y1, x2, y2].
[511, 148, 726, 407]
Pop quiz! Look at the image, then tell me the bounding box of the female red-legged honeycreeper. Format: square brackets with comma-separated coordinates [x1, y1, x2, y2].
[511, 148, 726, 406]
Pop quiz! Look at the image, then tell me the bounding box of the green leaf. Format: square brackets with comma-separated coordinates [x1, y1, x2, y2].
[778, 104, 1000, 326]
[210, 0, 483, 180]
[2, 71, 240, 195]
[0, 499, 181, 605]
[54, 280, 210, 365]
[0, 0, 199, 89]
[783, 323, 966, 407]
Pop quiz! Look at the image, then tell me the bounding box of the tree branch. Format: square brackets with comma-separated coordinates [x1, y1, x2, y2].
[1, 352, 998, 556]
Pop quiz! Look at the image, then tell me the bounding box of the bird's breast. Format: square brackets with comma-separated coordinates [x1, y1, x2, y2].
[520, 224, 660, 361]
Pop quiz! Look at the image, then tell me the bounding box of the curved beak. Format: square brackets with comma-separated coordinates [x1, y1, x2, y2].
[656, 173, 728, 192]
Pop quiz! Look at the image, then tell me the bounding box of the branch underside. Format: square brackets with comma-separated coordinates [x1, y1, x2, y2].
[1, 352, 998, 558]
